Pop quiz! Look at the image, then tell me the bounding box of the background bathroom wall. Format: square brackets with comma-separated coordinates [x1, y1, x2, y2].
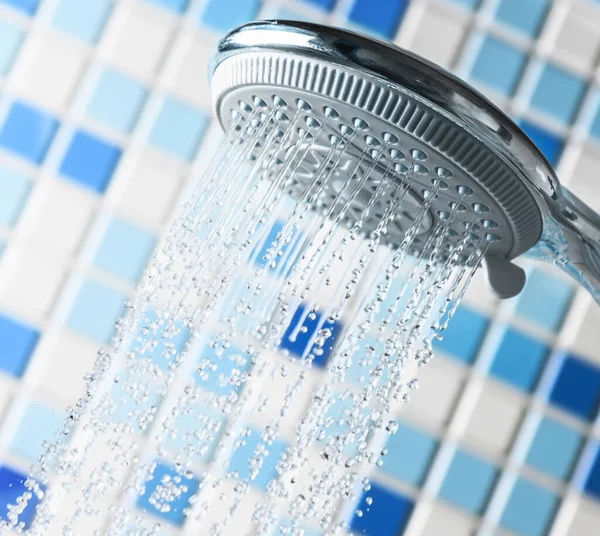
[0, 0, 600, 534]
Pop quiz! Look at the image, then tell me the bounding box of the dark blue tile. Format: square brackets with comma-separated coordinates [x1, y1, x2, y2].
[0, 313, 39, 377]
[279, 303, 342, 367]
[301, 0, 336, 9]
[0, 0, 40, 15]
[350, 481, 413, 536]
[136, 461, 199, 526]
[59, 130, 121, 193]
[520, 120, 563, 167]
[0, 466, 43, 529]
[549, 355, 600, 421]
[489, 327, 549, 392]
[433, 305, 489, 364]
[0, 101, 59, 164]
[584, 445, 600, 501]
[348, 0, 410, 39]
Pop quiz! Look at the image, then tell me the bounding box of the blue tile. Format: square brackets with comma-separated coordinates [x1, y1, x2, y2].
[0, 165, 30, 226]
[447, 0, 480, 7]
[8, 401, 63, 463]
[0, 313, 39, 377]
[94, 217, 155, 283]
[549, 355, 600, 421]
[488, 327, 549, 392]
[86, 68, 148, 133]
[136, 461, 200, 526]
[500, 478, 558, 536]
[470, 35, 526, 96]
[514, 268, 573, 331]
[494, 0, 548, 37]
[530, 64, 586, 125]
[433, 305, 489, 364]
[350, 481, 413, 536]
[0, 466, 43, 529]
[585, 445, 600, 500]
[146, 0, 190, 12]
[164, 406, 223, 462]
[438, 449, 498, 514]
[66, 279, 126, 343]
[194, 339, 252, 396]
[252, 219, 302, 276]
[228, 427, 287, 491]
[131, 311, 190, 372]
[201, 0, 261, 32]
[301, 0, 336, 10]
[280, 303, 342, 367]
[525, 416, 583, 481]
[520, 120, 563, 167]
[0, 19, 24, 76]
[0, 0, 40, 15]
[0, 100, 59, 164]
[52, 0, 113, 45]
[148, 96, 208, 161]
[380, 420, 438, 486]
[348, 0, 409, 39]
[59, 130, 121, 193]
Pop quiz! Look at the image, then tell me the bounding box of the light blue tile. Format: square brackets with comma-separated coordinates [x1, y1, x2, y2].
[194, 339, 252, 396]
[530, 64, 586, 125]
[228, 426, 287, 490]
[345, 334, 385, 386]
[52, 0, 113, 45]
[0, 19, 24, 76]
[500, 478, 558, 536]
[163, 405, 223, 462]
[470, 35, 526, 96]
[494, 0, 549, 37]
[110, 376, 162, 433]
[86, 69, 148, 133]
[0, 165, 30, 226]
[148, 96, 208, 161]
[439, 449, 498, 514]
[0, 100, 59, 164]
[514, 268, 573, 332]
[136, 461, 200, 526]
[59, 130, 122, 193]
[275, 520, 321, 536]
[380, 421, 438, 486]
[447, 0, 480, 7]
[66, 279, 126, 343]
[8, 401, 62, 463]
[433, 305, 489, 364]
[489, 327, 548, 392]
[93, 217, 155, 283]
[0, 0, 40, 15]
[525, 416, 583, 480]
[201, 0, 261, 32]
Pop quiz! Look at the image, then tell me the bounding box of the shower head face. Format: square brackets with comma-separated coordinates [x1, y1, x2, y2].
[209, 20, 565, 297]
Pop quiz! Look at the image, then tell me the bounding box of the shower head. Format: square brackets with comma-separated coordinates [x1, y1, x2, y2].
[210, 20, 600, 303]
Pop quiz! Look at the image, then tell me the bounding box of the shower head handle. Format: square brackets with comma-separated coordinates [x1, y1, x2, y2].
[211, 20, 600, 304]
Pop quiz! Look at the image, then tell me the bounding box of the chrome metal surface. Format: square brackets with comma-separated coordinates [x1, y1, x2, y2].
[210, 20, 600, 304]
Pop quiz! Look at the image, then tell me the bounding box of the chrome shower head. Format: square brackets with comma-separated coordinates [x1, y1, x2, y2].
[210, 20, 600, 303]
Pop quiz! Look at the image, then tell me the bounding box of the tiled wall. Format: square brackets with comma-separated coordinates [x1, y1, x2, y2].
[1, 0, 600, 535]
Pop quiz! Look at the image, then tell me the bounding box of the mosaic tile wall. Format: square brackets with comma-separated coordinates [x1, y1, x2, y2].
[1, 0, 600, 534]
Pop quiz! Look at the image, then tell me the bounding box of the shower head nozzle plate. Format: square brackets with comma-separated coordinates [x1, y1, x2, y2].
[210, 20, 552, 296]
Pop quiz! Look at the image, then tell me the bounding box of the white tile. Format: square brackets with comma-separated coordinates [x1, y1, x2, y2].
[99, 2, 175, 80]
[28, 330, 98, 403]
[565, 144, 600, 215]
[112, 148, 184, 227]
[0, 376, 13, 422]
[565, 497, 600, 536]
[417, 501, 475, 536]
[9, 30, 87, 112]
[568, 296, 600, 365]
[403, 356, 464, 428]
[551, 7, 600, 73]
[462, 380, 523, 457]
[162, 30, 216, 111]
[462, 268, 498, 313]
[0, 244, 67, 323]
[20, 178, 96, 255]
[404, 3, 467, 69]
